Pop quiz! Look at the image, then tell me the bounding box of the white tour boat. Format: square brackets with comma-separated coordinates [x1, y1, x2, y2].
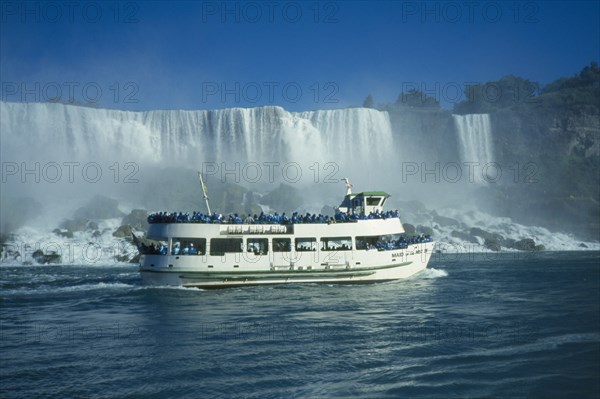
[138, 178, 435, 288]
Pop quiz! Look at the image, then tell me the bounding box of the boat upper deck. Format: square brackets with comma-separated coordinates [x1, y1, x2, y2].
[146, 217, 406, 240]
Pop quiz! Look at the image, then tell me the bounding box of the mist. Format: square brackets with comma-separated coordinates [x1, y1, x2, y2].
[2, 94, 597, 262]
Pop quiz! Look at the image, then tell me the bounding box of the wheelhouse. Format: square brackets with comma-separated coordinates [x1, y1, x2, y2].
[338, 191, 390, 215]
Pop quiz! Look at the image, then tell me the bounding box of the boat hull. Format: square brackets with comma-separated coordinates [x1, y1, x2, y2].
[139, 242, 435, 288]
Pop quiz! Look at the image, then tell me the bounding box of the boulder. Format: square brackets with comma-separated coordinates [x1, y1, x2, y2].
[59, 217, 90, 232]
[484, 238, 502, 251]
[511, 238, 544, 251]
[115, 254, 131, 263]
[32, 249, 61, 264]
[113, 225, 133, 238]
[501, 237, 516, 248]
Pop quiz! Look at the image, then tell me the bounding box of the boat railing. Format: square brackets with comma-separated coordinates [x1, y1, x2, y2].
[147, 210, 401, 225]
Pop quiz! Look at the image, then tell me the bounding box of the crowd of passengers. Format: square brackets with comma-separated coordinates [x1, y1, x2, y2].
[137, 234, 433, 255]
[367, 234, 433, 251]
[147, 209, 401, 225]
[137, 242, 168, 255]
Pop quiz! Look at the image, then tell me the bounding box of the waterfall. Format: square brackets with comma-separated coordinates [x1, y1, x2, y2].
[453, 113, 494, 166]
[0, 102, 394, 175]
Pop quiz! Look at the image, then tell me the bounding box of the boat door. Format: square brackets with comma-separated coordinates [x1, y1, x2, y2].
[321, 236, 353, 268]
[271, 237, 295, 269]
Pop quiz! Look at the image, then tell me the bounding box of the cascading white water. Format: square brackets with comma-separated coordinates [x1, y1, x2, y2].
[297, 108, 395, 166]
[453, 114, 494, 167]
[0, 102, 394, 173]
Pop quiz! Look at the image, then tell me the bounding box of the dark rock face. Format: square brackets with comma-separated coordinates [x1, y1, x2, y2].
[59, 218, 89, 232]
[32, 249, 61, 264]
[74, 195, 124, 220]
[416, 225, 434, 236]
[53, 228, 74, 238]
[382, 66, 600, 242]
[403, 223, 416, 235]
[432, 214, 460, 227]
[122, 209, 149, 231]
[115, 254, 131, 262]
[451, 230, 479, 243]
[484, 238, 502, 251]
[512, 238, 544, 251]
[56, 218, 100, 238]
[260, 184, 303, 212]
[470, 227, 502, 242]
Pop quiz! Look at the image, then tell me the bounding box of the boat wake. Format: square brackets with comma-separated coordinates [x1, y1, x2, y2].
[419, 268, 448, 279]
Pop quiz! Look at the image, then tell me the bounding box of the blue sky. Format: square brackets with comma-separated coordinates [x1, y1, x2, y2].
[1, 0, 598, 111]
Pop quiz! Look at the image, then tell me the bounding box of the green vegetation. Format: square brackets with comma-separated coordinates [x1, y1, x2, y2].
[363, 62, 599, 240]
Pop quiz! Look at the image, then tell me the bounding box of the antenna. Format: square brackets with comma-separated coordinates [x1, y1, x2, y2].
[198, 171, 212, 215]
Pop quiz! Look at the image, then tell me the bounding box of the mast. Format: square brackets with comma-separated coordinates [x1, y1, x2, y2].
[342, 177, 353, 195]
[198, 171, 212, 215]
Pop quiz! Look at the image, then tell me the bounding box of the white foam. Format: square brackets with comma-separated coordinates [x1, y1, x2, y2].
[1, 282, 136, 296]
[1, 219, 139, 266]
[419, 268, 448, 279]
[406, 206, 600, 253]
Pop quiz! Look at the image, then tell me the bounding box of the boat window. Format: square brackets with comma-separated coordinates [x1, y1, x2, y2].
[172, 238, 206, 255]
[355, 235, 380, 250]
[366, 197, 382, 206]
[247, 238, 268, 255]
[296, 237, 317, 252]
[273, 238, 291, 252]
[210, 238, 243, 256]
[322, 236, 352, 251]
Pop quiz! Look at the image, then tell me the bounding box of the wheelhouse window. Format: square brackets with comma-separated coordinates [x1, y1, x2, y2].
[172, 238, 206, 255]
[210, 238, 243, 256]
[366, 197, 382, 206]
[273, 238, 291, 252]
[322, 236, 352, 251]
[247, 238, 268, 255]
[296, 237, 317, 252]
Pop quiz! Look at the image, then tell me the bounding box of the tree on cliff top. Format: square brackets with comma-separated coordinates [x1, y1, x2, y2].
[363, 94, 375, 108]
[396, 89, 440, 108]
[454, 75, 540, 114]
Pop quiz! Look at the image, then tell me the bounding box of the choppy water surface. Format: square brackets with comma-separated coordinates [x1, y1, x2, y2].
[1, 252, 599, 398]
